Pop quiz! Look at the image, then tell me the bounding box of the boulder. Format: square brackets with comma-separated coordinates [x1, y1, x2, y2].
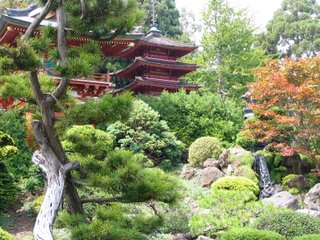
[286, 175, 309, 190]
[203, 158, 220, 168]
[262, 191, 299, 210]
[218, 149, 229, 168]
[200, 167, 224, 187]
[181, 164, 196, 180]
[172, 232, 193, 240]
[304, 183, 320, 210]
[297, 209, 320, 217]
[282, 155, 312, 175]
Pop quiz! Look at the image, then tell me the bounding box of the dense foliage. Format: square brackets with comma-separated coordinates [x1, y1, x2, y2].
[259, 0, 320, 57]
[253, 209, 320, 239]
[0, 228, 14, 240]
[106, 100, 182, 166]
[188, 137, 224, 166]
[244, 57, 320, 161]
[218, 228, 285, 240]
[199, 0, 266, 97]
[141, 91, 243, 146]
[211, 176, 259, 195]
[293, 234, 320, 240]
[189, 189, 262, 236]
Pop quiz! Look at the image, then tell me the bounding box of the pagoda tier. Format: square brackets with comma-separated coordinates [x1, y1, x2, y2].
[112, 77, 200, 96]
[115, 57, 197, 80]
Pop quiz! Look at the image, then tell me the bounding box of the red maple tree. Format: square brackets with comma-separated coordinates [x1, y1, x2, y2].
[244, 57, 320, 161]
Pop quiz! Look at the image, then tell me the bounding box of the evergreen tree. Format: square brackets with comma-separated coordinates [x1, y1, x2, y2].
[138, 0, 183, 38]
[259, 0, 320, 58]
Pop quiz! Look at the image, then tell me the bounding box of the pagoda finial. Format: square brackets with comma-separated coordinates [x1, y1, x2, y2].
[148, 0, 162, 35]
[151, 0, 157, 28]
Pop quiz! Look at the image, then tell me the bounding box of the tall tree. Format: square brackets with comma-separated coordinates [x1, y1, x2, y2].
[200, 0, 266, 99]
[259, 0, 320, 58]
[0, 0, 142, 238]
[138, 0, 183, 38]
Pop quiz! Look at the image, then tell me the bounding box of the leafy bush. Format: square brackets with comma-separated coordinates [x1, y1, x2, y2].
[140, 91, 243, 146]
[211, 176, 259, 195]
[106, 100, 183, 166]
[292, 234, 320, 240]
[0, 228, 14, 240]
[235, 130, 257, 150]
[253, 209, 320, 239]
[188, 137, 224, 166]
[233, 166, 259, 184]
[218, 227, 285, 240]
[189, 189, 263, 236]
[0, 110, 33, 181]
[63, 125, 113, 160]
[0, 161, 17, 211]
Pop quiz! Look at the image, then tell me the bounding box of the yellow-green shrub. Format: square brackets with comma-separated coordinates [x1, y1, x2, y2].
[188, 137, 224, 166]
[0, 228, 14, 240]
[211, 176, 259, 195]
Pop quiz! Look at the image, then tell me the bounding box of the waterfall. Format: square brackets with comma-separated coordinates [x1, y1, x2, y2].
[253, 154, 275, 198]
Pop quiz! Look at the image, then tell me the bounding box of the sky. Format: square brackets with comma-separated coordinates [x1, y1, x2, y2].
[175, 0, 283, 42]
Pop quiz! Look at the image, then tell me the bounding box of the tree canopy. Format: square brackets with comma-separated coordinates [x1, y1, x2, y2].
[259, 0, 320, 58]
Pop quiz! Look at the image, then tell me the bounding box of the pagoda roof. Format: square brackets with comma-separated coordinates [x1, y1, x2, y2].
[117, 30, 197, 59]
[112, 77, 200, 95]
[115, 57, 198, 79]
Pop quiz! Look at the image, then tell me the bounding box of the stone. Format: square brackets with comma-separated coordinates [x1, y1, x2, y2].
[180, 164, 196, 180]
[282, 155, 312, 175]
[304, 183, 320, 210]
[203, 158, 220, 168]
[196, 236, 214, 240]
[200, 167, 224, 187]
[225, 164, 233, 175]
[297, 209, 320, 217]
[262, 191, 299, 210]
[172, 232, 193, 240]
[286, 175, 309, 190]
[218, 149, 229, 168]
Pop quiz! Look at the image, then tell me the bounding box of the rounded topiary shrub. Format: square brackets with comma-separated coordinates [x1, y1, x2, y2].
[0, 228, 14, 240]
[188, 137, 223, 166]
[292, 234, 320, 240]
[253, 210, 320, 239]
[218, 227, 285, 240]
[211, 176, 259, 195]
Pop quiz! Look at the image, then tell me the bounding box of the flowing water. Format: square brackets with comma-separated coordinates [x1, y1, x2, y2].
[253, 154, 275, 198]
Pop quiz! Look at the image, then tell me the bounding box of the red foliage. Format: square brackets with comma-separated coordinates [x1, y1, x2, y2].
[243, 57, 320, 159]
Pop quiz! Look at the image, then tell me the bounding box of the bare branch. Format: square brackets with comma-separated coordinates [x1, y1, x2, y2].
[22, 0, 53, 40]
[63, 161, 80, 173]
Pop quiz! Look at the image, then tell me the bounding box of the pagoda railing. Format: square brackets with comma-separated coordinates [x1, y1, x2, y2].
[142, 53, 176, 62]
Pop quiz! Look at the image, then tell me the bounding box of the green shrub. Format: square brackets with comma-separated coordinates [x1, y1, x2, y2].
[235, 130, 257, 150]
[292, 234, 320, 240]
[189, 189, 262, 236]
[253, 209, 320, 239]
[218, 227, 285, 240]
[140, 91, 243, 146]
[233, 166, 259, 184]
[0, 161, 16, 211]
[0, 228, 14, 240]
[211, 176, 259, 195]
[188, 137, 224, 166]
[107, 100, 183, 166]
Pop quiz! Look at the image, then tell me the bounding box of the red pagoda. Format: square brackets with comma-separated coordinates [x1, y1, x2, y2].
[0, 4, 200, 109]
[114, 27, 200, 95]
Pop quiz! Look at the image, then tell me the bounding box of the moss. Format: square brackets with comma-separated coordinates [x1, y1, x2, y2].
[282, 174, 299, 187]
[218, 227, 285, 240]
[0, 228, 14, 240]
[233, 166, 259, 184]
[211, 176, 259, 196]
[188, 137, 224, 167]
[228, 146, 254, 166]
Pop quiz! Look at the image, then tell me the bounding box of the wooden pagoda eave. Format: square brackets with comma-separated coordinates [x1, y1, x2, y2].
[117, 41, 197, 59]
[115, 58, 198, 79]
